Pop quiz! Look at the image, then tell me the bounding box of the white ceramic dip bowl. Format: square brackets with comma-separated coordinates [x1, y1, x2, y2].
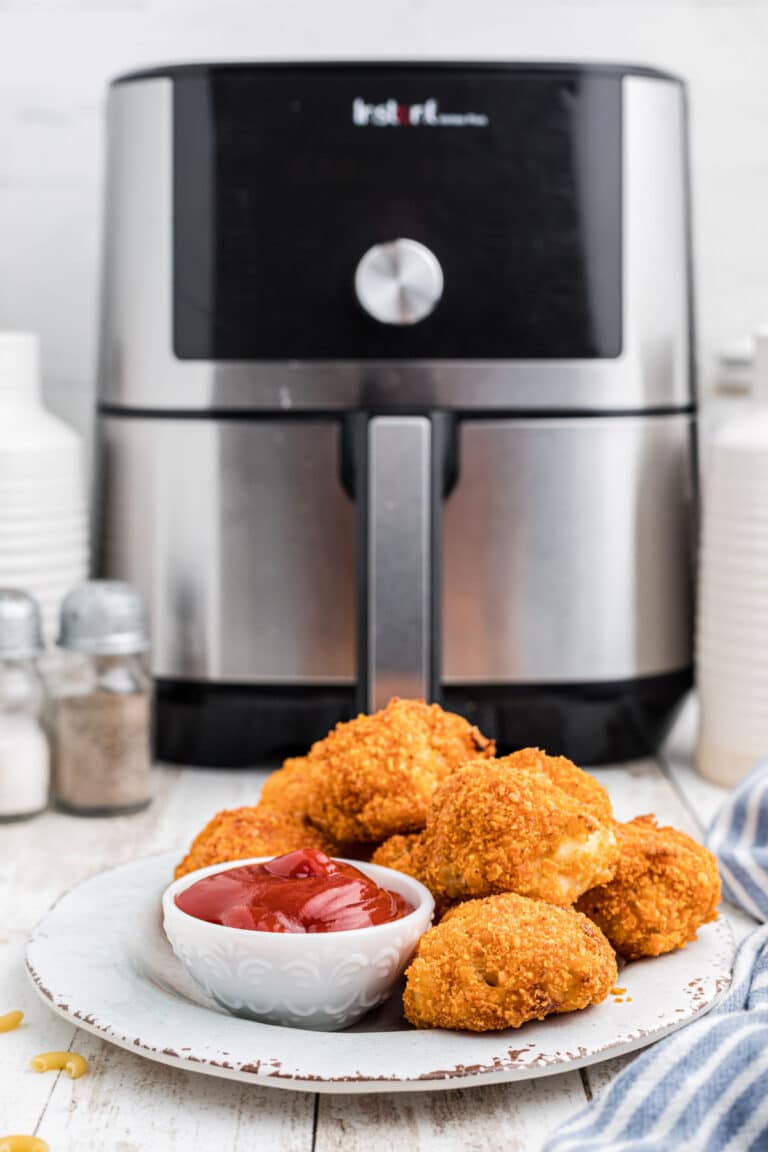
[162, 856, 435, 1031]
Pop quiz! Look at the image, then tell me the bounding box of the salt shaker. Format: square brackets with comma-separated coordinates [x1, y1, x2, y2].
[51, 581, 152, 815]
[0, 590, 50, 821]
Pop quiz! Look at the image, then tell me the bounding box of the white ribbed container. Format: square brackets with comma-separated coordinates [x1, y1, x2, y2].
[696, 328, 768, 785]
[0, 332, 88, 641]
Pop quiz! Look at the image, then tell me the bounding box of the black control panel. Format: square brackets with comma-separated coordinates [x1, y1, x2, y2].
[172, 65, 623, 361]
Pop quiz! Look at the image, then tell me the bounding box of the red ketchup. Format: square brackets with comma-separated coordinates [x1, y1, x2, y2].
[175, 849, 415, 933]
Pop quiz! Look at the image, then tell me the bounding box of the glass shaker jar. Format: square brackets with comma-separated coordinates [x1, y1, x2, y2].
[0, 589, 50, 821]
[50, 580, 152, 815]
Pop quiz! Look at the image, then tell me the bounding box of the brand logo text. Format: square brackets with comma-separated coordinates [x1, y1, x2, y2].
[352, 97, 489, 127]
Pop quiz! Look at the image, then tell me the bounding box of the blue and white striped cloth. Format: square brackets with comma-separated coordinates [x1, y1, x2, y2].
[544, 762, 768, 1152]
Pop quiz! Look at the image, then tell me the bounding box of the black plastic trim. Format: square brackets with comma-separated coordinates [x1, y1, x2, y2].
[154, 681, 357, 768]
[98, 403, 696, 422]
[112, 61, 685, 87]
[444, 669, 693, 766]
[98, 405, 342, 421]
[154, 670, 692, 768]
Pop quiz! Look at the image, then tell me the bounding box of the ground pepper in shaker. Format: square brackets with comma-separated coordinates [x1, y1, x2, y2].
[0, 589, 50, 821]
[51, 580, 152, 815]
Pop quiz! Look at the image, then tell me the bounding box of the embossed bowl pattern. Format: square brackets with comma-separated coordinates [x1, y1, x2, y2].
[162, 857, 435, 1031]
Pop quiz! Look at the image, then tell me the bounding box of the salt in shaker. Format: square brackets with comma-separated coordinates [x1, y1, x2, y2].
[51, 580, 152, 815]
[0, 589, 50, 821]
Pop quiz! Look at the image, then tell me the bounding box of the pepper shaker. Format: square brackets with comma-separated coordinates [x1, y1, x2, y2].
[50, 580, 152, 815]
[0, 590, 50, 821]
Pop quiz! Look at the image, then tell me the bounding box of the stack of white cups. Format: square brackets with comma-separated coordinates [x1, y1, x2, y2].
[696, 328, 768, 785]
[0, 332, 88, 641]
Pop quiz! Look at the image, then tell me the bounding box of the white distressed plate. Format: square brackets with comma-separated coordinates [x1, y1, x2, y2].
[26, 852, 734, 1094]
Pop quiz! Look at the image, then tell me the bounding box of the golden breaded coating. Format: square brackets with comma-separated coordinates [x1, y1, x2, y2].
[372, 833, 461, 920]
[421, 756, 618, 906]
[403, 893, 617, 1031]
[371, 833, 426, 879]
[305, 698, 495, 845]
[259, 757, 315, 815]
[576, 815, 721, 959]
[174, 805, 335, 879]
[502, 747, 613, 823]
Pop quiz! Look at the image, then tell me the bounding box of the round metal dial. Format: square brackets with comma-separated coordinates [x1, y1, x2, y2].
[354, 239, 444, 326]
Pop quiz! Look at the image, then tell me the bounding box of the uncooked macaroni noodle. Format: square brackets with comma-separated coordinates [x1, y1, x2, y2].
[31, 1050, 88, 1079]
[0, 1011, 23, 1033]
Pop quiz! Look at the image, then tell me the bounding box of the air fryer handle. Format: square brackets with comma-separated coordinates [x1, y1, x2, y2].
[356, 414, 447, 713]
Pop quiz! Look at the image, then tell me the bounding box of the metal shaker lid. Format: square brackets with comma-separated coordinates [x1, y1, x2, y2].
[58, 580, 150, 655]
[0, 589, 44, 659]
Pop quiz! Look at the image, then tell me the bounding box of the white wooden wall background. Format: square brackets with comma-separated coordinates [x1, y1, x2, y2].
[0, 0, 768, 443]
[0, 699, 756, 1150]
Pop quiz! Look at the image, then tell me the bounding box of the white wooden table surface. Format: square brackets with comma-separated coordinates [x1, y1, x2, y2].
[0, 696, 755, 1152]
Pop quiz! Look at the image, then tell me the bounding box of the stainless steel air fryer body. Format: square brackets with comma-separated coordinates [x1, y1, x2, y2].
[97, 62, 695, 766]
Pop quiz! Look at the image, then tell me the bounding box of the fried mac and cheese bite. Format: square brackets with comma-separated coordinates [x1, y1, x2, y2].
[258, 756, 315, 814]
[174, 804, 336, 879]
[403, 892, 617, 1031]
[576, 815, 721, 959]
[371, 832, 426, 878]
[305, 698, 495, 845]
[419, 756, 618, 906]
[504, 747, 613, 823]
